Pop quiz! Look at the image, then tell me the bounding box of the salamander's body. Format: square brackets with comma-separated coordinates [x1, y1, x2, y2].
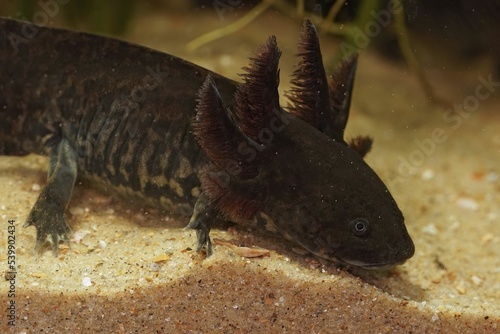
[0, 18, 233, 214]
[0, 18, 414, 268]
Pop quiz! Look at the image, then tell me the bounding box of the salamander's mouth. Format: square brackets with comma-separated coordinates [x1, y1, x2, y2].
[312, 249, 409, 269]
[312, 239, 414, 269]
[339, 242, 415, 269]
[313, 241, 415, 269]
[347, 258, 409, 270]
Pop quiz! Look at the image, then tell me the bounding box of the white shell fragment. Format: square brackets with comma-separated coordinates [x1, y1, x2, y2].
[213, 238, 270, 258]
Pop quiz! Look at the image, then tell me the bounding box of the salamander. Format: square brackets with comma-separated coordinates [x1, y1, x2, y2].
[0, 17, 414, 268]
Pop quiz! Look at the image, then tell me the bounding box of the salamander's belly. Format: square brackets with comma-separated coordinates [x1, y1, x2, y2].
[81, 171, 200, 216]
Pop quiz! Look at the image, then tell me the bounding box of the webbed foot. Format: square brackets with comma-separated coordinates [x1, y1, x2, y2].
[24, 193, 72, 255]
[186, 193, 217, 256]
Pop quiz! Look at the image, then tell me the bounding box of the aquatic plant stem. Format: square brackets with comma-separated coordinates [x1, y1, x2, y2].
[186, 0, 276, 51]
[392, 0, 448, 107]
[296, 0, 305, 18]
[320, 0, 347, 34]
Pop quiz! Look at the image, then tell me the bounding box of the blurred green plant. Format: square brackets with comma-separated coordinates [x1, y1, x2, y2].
[187, 0, 444, 106]
[0, 0, 444, 105]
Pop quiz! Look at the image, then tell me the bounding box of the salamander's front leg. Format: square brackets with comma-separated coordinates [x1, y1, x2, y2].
[186, 193, 217, 256]
[24, 138, 77, 255]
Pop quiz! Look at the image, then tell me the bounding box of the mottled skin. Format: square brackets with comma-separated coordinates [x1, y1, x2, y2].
[0, 18, 234, 211]
[0, 18, 414, 268]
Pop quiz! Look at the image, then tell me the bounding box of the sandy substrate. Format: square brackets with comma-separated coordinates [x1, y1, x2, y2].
[0, 8, 498, 333]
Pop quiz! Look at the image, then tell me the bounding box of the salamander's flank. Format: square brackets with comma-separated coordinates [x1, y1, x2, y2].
[0, 17, 414, 268]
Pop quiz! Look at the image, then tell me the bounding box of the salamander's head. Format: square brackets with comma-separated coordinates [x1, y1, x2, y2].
[256, 115, 415, 268]
[193, 20, 414, 268]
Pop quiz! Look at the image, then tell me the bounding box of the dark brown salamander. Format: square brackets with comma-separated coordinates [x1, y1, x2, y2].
[0, 18, 414, 268]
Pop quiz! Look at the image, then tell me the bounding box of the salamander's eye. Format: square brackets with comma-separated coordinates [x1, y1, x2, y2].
[349, 218, 370, 237]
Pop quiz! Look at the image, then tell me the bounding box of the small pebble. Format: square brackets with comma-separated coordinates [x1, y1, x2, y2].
[481, 233, 494, 245]
[431, 273, 444, 284]
[421, 169, 434, 180]
[97, 240, 107, 249]
[456, 197, 478, 211]
[69, 207, 85, 216]
[485, 172, 498, 182]
[73, 230, 91, 243]
[82, 277, 92, 287]
[422, 224, 438, 236]
[31, 272, 46, 279]
[449, 220, 461, 231]
[487, 212, 497, 221]
[454, 280, 466, 294]
[31, 183, 41, 191]
[471, 275, 483, 286]
[152, 253, 172, 263]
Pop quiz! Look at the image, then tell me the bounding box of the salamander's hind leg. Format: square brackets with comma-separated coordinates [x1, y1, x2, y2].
[186, 193, 217, 256]
[24, 138, 77, 255]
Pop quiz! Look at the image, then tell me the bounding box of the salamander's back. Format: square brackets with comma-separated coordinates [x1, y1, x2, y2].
[0, 17, 237, 156]
[0, 17, 237, 213]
